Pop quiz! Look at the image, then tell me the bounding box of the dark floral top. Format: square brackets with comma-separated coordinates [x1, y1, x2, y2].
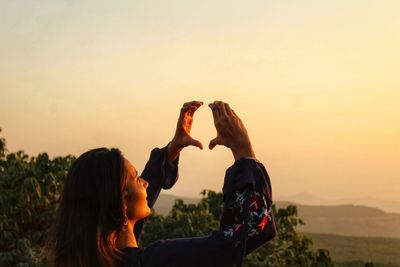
[120, 145, 276, 267]
[223, 189, 272, 240]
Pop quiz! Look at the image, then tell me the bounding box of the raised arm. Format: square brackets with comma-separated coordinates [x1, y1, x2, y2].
[132, 157, 275, 267]
[207, 100, 277, 265]
[130, 101, 276, 267]
[134, 101, 204, 242]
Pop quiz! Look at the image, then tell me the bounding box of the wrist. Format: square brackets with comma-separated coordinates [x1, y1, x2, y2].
[231, 142, 255, 161]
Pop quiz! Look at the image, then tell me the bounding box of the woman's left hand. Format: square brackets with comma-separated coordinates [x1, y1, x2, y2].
[167, 101, 204, 162]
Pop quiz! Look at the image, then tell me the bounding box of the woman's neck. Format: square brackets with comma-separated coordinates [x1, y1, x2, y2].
[118, 220, 138, 248]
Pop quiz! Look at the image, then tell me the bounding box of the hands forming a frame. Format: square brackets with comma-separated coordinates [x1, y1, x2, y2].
[167, 100, 255, 162]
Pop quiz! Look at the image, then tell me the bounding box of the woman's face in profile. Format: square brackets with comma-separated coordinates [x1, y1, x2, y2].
[123, 158, 151, 221]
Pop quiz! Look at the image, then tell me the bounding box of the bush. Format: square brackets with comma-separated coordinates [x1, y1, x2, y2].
[0, 128, 74, 266]
[0, 128, 333, 266]
[141, 190, 335, 267]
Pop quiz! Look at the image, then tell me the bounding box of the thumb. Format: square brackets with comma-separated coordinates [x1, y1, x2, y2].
[208, 137, 221, 150]
[189, 138, 203, 150]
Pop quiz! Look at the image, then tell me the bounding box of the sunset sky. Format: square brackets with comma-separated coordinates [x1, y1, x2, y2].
[1, 0, 399, 207]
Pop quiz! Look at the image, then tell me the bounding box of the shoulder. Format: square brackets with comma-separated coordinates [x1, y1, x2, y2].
[118, 247, 142, 267]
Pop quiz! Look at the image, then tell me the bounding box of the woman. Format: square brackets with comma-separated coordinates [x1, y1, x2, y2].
[48, 100, 277, 267]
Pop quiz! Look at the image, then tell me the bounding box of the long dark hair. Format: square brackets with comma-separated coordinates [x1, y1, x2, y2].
[47, 147, 128, 267]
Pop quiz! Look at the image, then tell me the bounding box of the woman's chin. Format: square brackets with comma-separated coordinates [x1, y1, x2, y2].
[146, 206, 151, 216]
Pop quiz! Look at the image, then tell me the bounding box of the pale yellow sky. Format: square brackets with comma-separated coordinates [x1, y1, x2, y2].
[1, 0, 399, 205]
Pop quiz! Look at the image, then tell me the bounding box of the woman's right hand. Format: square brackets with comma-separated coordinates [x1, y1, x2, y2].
[208, 101, 256, 160]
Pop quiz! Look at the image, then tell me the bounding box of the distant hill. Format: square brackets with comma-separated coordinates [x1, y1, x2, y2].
[153, 193, 200, 215]
[276, 201, 400, 239]
[276, 192, 400, 214]
[153, 194, 400, 239]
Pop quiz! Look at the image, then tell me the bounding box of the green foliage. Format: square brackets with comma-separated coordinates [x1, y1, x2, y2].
[0, 128, 360, 266]
[0, 128, 75, 267]
[141, 190, 335, 267]
[140, 190, 223, 246]
[243, 205, 334, 267]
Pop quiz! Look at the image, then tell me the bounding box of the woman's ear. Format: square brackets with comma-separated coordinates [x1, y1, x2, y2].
[123, 188, 131, 200]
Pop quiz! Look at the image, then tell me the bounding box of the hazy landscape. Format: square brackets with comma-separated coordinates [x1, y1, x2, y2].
[276, 201, 400, 239]
[276, 192, 400, 214]
[154, 193, 400, 266]
[1, 1, 399, 266]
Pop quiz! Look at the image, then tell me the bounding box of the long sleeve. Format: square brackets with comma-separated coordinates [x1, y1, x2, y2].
[126, 157, 276, 267]
[133, 144, 180, 242]
[220, 158, 276, 266]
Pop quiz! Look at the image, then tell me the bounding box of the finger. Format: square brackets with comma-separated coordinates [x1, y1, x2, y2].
[215, 101, 228, 118]
[188, 102, 203, 115]
[183, 101, 203, 109]
[178, 105, 194, 125]
[190, 100, 203, 107]
[189, 138, 203, 150]
[208, 137, 221, 150]
[208, 103, 220, 123]
[224, 103, 234, 117]
[181, 104, 198, 114]
[183, 105, 201, 117]
[231, 109, 241, 120]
